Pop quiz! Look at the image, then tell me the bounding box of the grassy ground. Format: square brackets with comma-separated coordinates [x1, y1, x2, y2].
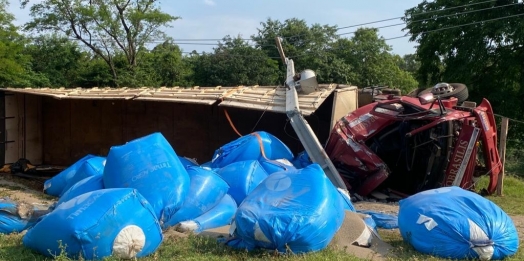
[0, 177, 522, 260]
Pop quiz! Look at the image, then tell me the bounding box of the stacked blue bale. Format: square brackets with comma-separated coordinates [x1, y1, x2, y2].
[60, 156, 106, 197]
[56, 175, 105, 207]
[210, 131, 294, 168]
[216, 160, 269, 206]
[177, 194, 238, 234]
[103, 132, 190, 225]
[164, 166, 229, 228]
[43, 155, 96, 196]
[23, 188, 163, 260]
[228, 164, 345, 253]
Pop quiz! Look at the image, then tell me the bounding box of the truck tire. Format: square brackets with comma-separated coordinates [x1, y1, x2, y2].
[418, 83, 469, 103]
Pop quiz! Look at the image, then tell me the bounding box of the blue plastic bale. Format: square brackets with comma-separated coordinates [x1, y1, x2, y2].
[217, 160, 269, 206]
[178, 156, 198, 169]
[291, 151, 312, 169]
[43, 154, 96, 197]
[210, 131, 294, 168]
[229, 163, 345, 253]
[57, 175, 105, 207]
[357, 210, 398, 229]
[398, 187, 519, 260]
[179, 194, 238, 233]
[163, 166, 229, 228]
[258, 159, 295, 175]
[60, 156, 106, 197]
[103, 132, 190, 224]
[0, 200, 34, 234]
[338, 188, 356, 212]
[22, 188, 163, 260]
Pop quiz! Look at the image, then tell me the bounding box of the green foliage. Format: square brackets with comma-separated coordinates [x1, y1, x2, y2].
[190, 36, 280, 87]
[251, 18, 355, 84]
[404, 0, 524, 142]
[24, 34, 88, 87]
[331, 29, 419, 93]
[0, 0, 39, 87]
[22, 0, 179, 85]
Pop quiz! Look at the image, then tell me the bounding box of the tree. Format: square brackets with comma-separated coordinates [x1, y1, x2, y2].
[148, 41, 192, 87]
[396, 54, 421, 77]
[332, 28, 419, 93]
[22, 0, 179, 86]
[404, 0, 524, 139]
[0, 0, 43, 87]
[251, 18, 344, 79]
[24, 34, 88, 87]
[189, 36, 280, 87]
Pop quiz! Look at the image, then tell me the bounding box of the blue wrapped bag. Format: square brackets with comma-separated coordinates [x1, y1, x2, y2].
[57, 175, 105, 207]
[229, 163, 345, 253]
[177, 194, 237, 234]
[103, 133, 190, 224]
[23, 188, 163, 260]
[211, 132, 294, 168]
[60, 156, 105, 197]
[217, 160, 268, 206]
[43, 154, 96, 197]
[0, 200, 43, 234]
[398, 187, 519, 260]
[164, 166, 229, 228]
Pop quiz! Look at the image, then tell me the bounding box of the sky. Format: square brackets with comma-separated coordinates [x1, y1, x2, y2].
[7, 0, 422, 56]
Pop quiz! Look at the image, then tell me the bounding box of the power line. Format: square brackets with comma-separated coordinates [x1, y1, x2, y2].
[382, 12, 524, 41]
[336, 2, 520, 37]
[286, 12, 524, 58]
[335, 0, 501, 31]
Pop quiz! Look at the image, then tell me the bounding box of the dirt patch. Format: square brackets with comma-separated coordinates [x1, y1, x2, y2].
[353, 201, 399, 214]
[509, 215, 524, 241]
[0, 175, 56, 207]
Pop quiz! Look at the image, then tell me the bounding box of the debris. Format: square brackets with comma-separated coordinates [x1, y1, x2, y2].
[398, 187, 519, 260]
[103, 132, 190, 224]
[357, 210, 398, 229]
[0, 199, 48, 234]
[22, 188, 163, 260]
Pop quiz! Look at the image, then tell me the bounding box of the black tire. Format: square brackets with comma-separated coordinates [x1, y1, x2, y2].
[418, 83, 469, 103]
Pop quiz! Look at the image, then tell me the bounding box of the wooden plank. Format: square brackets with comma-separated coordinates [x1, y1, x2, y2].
[5, 93, 19, 163]
[42, 98, 71, 165]
[330, 86, 358, 130]
[496, 117, 509, 196]
[25, 95, 43, 164]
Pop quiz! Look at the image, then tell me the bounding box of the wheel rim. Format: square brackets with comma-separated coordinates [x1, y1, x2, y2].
[431, 82, 455, 95]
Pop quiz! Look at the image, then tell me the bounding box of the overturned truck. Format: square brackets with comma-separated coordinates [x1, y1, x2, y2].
[275, 39, 501, 199]
[325, 87, 501, 198]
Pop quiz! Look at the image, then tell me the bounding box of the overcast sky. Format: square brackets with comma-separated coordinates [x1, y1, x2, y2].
[7, 0, 422, 56]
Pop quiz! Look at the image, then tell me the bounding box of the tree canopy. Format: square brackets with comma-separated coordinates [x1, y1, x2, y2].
[22, 0, 178, 85]
[404, 0, 524, 140]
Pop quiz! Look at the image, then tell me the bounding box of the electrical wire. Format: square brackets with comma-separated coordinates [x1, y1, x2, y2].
[335, 0, 501, 31]
[336, 2, 521, 37]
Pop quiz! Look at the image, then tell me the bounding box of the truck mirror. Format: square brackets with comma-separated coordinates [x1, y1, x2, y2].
[419, 92, 435, 105]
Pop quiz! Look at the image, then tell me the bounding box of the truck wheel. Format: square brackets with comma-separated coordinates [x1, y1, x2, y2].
[418, 83, 469, 103]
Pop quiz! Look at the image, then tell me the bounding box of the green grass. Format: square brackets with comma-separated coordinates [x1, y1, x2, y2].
[480, 175, 524, 215]
[1, 171, 523, 261]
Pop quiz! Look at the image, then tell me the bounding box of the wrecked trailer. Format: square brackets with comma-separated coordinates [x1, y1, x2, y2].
[325, 88, 502, 198]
